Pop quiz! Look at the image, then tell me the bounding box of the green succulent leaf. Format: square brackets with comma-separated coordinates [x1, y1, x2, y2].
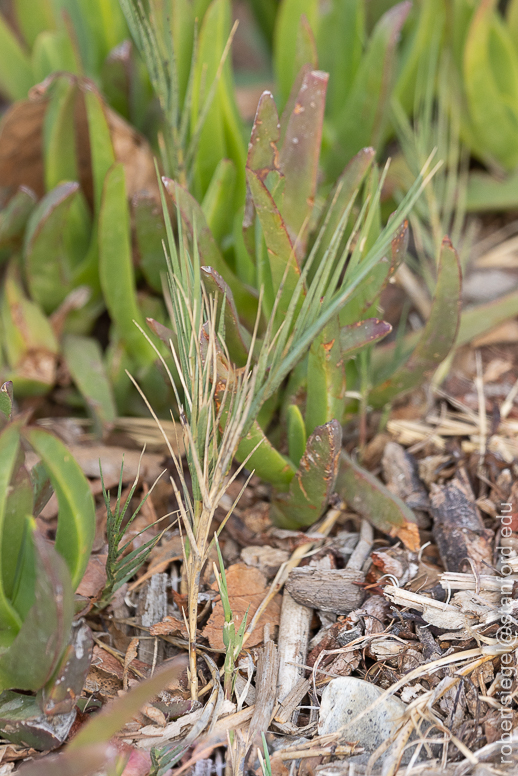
[63, 335, 117, 432]
[42, 76, 79, 192]
[235, 420, 296, 490]
[41, 620, 93, 716]
[0, 422, 24, 634]
[274, 0, 319, 106]
[84, 86, 116, 214]
[133, 192, 167, 294]
[327, 1, 411, 173]
[336, 451, 420, 551]
[22, 427, 95, 590]
[305, 318, 345, 434]
[202, 159, 236, 243]
[24, 182, 85, 313]
[0, 532, 74, 692]
[464, 0, 518, 170]
[99, 163, 155, 365]
[271, 418, 342, 529]
[0, 15, 33, 101]
[0, 187, 37, 250]
[369, 237, 461, 407]
[13, 0, 56, 49]
[286, 403, 306, 467]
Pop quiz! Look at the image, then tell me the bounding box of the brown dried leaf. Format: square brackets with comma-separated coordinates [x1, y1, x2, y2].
[202, 564, 281, 649]
[76, 554, 108, 599]
[149, 616, 188, 639]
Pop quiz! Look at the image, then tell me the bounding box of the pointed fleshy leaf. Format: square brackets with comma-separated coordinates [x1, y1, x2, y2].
[41, 620, 93, 715]
[84, 86, 116, 214]
[287, 403, 306, 467]
[0, 422, 24, 634]
[464, 0, 518, 170]
[0, 690, 76, 751]
[17, 745, 114, 775]
[201, 159, 236, 243]
[370, 237, 462, 407]
[340, 318, 392, 358]
[246, 168, 301, 319]
[133, 192, 167, 294]
[164, 178, 258, 329]
[294, 13, 318, 78]
[4, 464, 33, 605]
[0, 532, 74, 692]
[278, 69, 328, 255]
[22, 428, 95, 590]
[467, 168, 518, 212]
[327, 2, 411, 172]
[63, 335, 117, 432]
[274, 0, 319, 105]
[235, 420, 296, 490]
[43, 76, 79, 192]
[305, 318, 345, 434]
[24, 182, 82, 313]
[0, 15, 33, 101]
[101, 39, 133, 121]
[340, 218, 408, 325]
[1, 264, 59, 395]
[99, 163, 155, 364]
[0, 187, 37, 249]
[246, 91, 281, 177]
[311, 147, 375, 269]
[336, 452, 420, 551]
[13, 0, 56, 48]
[457, 292, 518, 346]
[30, 461, 53, 517]
[32, 29, 80, 84]
[317, 0, 364, 121]
[271, 419, 342, 529]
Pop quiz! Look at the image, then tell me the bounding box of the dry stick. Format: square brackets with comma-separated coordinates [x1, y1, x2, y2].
[242, 505, 343, 649]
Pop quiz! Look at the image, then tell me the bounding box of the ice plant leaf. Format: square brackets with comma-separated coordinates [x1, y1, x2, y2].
[305, 318, 345, 434]
[336, 452, 420, 551]
[43, 76, 78, 192]
[0, 15, 33, 101]
[0, 187, 37, 249]
[24, 182, 82, 313]
[23, 427, 95, 589]
[236, 420, 296, 490]
[99, 163, 155, 364]
[272, 419, 342, 529]
[63, 335, 117, 432]
[0, 532, 74, 692]
[0, 422, 23, 633]
[133, 191, 167, 293]
[369, 237, 461, 407]
[340, 318, 392, 358]
[278, 69, 328, 255]
[246, 168, 301, 320]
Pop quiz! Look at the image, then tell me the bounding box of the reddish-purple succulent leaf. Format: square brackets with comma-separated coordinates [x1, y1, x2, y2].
[247, 91, 281, 177]
[271, 419, 342, 529]
[246, 168, 302, 321]
[340, 318, 392, 358]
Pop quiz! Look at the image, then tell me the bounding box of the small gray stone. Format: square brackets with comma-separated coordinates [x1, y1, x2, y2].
[318, 677, 418, 767]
